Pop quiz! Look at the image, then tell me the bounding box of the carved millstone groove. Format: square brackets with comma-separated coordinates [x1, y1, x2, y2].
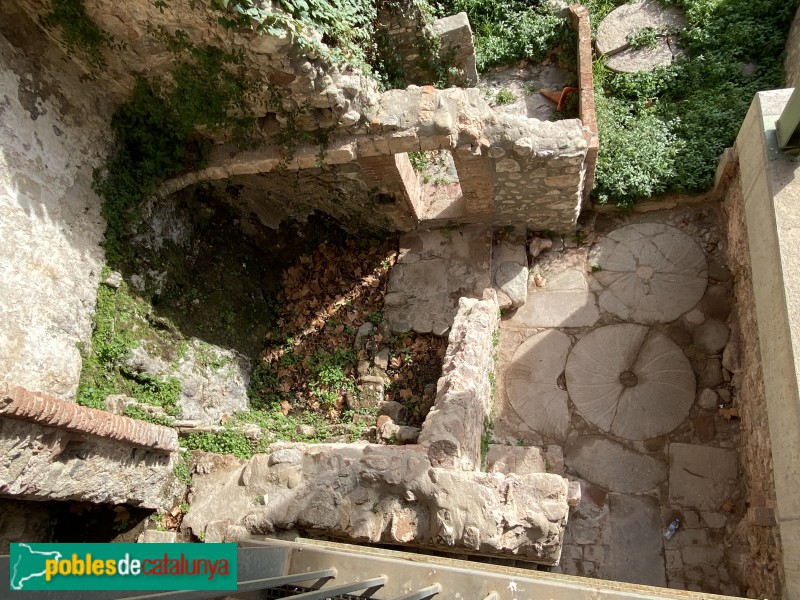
[565, 323, 696, 440]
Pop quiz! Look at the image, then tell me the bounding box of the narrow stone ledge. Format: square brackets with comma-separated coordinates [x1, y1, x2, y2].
[418, 290, 500, 470]
[0, 383, 179, 453]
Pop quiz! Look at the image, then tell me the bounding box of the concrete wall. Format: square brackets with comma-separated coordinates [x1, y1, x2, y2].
[0, 7, 111, 399]
[734, 89, 800, 599]
[721, 157, 785, 598]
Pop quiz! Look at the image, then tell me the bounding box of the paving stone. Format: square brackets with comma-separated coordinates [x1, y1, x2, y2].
[702, 294, 732, 320]
[607, 493, 667, 587]
[693, 319, 730, 354]
[486, 444, 547, 475]
[697, 388, 720, 411]
[669, 443, 738, 510]
[565, 324, 695, 440]
[505, 330, 572, 441]
[545, 268, 588, 291]
[494, 261, 528, 308]
[695, 415, 716, 443]
[565, 436, 667, 493]
[684, 309, 705, 325]
[508, 289, 600, 328]
[702, 511, 727, 529]
[699, 358, 724, 388]
[384, 227, 491, 335]
[590, 223, 708, 324]
[681, 545, 724, 565]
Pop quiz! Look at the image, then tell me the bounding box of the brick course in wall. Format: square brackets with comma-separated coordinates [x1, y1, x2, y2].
[569, 4, 599, 207]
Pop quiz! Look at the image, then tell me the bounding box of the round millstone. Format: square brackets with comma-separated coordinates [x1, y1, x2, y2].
[505, 330, 572, 441]
[565, 323, 695, 440]
[596, 0, 685, 55]
[565, 435, 667, 493]
[590, 223, 708, 323]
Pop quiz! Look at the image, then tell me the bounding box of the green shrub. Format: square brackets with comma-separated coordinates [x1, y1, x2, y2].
[494, 88, 517, 105]
[437, 0, 571, 71]
[593, 95, 682, 209]
[590, 0, 800, 206]
[626, 26, 658, 49]
[183, 430, 253, 459]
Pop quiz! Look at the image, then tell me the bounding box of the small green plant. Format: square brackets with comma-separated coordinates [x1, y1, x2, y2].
[591, 263, 603, 272]
[523, 83, 539, 96]
[173, 454, 192, 486]
[367, 312, 384, 326]
[626, 26, 659, 49]
[182, 430, 253, 459]
[180, 501, 190, 514]
[408, 151, 431, 172]
[494, 88, 517, 105]
[480, 415, 493, 467]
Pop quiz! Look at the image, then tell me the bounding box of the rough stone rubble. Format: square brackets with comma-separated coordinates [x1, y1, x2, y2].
[183, 442, 572, 565]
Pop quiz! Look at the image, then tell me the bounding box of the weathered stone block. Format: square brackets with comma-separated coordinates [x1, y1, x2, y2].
[184, 443, 572, 565]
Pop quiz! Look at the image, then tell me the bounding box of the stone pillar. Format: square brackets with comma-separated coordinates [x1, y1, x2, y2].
[452, 145, 493, 218]
[569, 5, 599, 207]
[434, 13, 478, 86]
[357, 154, 421, 228]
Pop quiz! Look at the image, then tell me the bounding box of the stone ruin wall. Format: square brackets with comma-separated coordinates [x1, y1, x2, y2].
[418, 292, 499, 471]
[0, 0, 590, 562]
[183, 443, 572, 565]
[718, 153, 784, 597]
[161, 84, 591, 233]
[7, 0, 597, 238]
[376, 2, 478, 86]
[0, 384, 181, 509]
[0, 5, 112, 399]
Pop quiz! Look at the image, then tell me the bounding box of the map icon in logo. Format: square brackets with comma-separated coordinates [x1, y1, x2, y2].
[10, 543, 63, 590]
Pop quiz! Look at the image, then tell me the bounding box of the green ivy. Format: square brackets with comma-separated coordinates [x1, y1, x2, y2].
[42, 0, 115, 70]
[93, 34, 255, 266]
